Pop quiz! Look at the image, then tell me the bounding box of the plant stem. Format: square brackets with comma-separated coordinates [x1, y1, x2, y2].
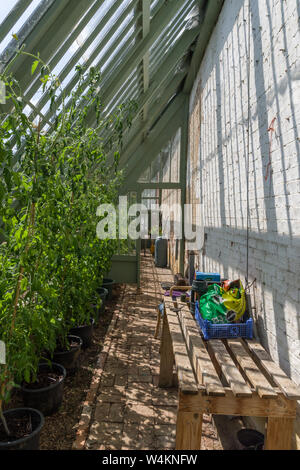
[0, 406, 10, 437]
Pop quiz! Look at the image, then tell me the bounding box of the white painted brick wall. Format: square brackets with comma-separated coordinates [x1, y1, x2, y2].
[186, 0, 300, 446]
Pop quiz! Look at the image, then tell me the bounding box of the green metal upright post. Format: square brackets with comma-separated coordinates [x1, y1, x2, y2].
[136, 189, 141, 288]
[179, 95, 189, 275]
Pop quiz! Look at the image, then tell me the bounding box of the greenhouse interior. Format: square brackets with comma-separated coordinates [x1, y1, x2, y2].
[0, 0, 300, 453]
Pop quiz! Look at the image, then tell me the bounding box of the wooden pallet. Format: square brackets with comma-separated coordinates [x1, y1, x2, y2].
[159, 296, 300, 450]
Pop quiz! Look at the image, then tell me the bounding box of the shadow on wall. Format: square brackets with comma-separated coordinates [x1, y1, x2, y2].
[251, 0, 300, 377]
[197, 0, 300, 380]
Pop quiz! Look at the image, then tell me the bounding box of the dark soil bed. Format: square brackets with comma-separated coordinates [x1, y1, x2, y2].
[0, 414, 33, 443]
[55, 339, 80, 352]
[23, 372, 63, 390]
[4, 284, 123, 450]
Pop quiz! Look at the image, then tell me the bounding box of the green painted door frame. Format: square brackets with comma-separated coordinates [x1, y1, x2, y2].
[122, 91, 190, 282]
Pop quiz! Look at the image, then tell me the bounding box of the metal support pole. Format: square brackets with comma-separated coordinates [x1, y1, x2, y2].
[136, 189, 141, 289]
[179, 95, 189, 274]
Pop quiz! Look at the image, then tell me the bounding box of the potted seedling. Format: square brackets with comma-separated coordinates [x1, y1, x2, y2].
[21, 362, 66, 416]
[0, 251, 46, 449]
[51, 334, 83, 374]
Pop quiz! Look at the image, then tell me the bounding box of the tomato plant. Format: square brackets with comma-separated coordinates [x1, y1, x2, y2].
[0, 48, 136, 435]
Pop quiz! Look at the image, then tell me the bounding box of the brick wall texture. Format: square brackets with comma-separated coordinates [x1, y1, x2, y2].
[186, 0, 300, 446]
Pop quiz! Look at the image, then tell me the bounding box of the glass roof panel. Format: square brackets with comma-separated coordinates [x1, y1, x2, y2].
[0, 1, 20, 24]
[138, 127, 181, 184]
[0, 0, 56, 66]
[149, 0, 196, 68]
[0, 0, 40, 55]
[0, 0, 204, 167]
[26, 2, 140, 127]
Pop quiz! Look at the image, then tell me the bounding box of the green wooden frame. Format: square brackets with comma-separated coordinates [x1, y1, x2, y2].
[0, 0, 226, 285]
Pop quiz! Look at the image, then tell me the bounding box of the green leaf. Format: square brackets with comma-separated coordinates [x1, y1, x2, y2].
[31, 60, 39, 75]
[24, 369, 30, 383]
[3, 168, 11, 191]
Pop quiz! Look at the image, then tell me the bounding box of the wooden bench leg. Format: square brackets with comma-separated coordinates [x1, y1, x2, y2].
[175, 395, 202, 450]
[175, 411, 203, 450]
[175, 392, 203, 450]
[265, 417, 295, 450]
[158, 312, 174, 388]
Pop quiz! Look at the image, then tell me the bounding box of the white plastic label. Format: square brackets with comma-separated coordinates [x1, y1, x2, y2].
[0, 341, 6, 364]
[0, 81, 6, 104]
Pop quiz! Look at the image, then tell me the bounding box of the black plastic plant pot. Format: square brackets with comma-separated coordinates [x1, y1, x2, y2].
[0, 408, 44, 450]
[21, 363, 66, 417]
[69, 318, 95, 349]
[52, 335, 83, 373]
[91, 303, 100, 325]
[101, 278, 115, 300]
[237, 429, 264, 450]
[96, 287, 108, 313]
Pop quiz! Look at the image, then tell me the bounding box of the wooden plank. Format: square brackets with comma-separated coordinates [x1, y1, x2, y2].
[178, 389, 297, 419]
[226, 339, 277, 399]
[265, 417, 295, 450]
[244, 339, 300, 400]
[158, 311, 174, 388]
[154, 307, 161, 339]
[178, 306, 225, 396]
[164, 304, 198, 394]
[208, 340, 252, 397]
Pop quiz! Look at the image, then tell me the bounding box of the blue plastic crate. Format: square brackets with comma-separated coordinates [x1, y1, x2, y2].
[195, 272, 221, 282]
[195, 301, 253, 340]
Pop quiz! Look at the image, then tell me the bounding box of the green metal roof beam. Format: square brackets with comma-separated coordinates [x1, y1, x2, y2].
[97, 23, 199, 153]
[88, 0, 195, 129]
[20, 0, 112, 109]
[12, 9, 140, 157]
[1, 0, 96, 115]
[150, 0, 165, 19]
[114, 71, 186, 167]
[0, 0, 57, 72]
[99, 66, 141, 118]
[92, 0, 189, 116]
[136, 182, 182, 189]
[0, 0, 72, 81]
[121, 109, 183, 191]
[69, 22, 143, 129]
[123, 85, 183, 157]
[183, 0, 225, 93]
[26, 0, 133, 121]
[103, 61, 187, 164]
[122, 93, 183, 175]
[149, 4, 196, 71]
[141, 0, 150, 123]
[96, 0, 193, 124]
[121, 93, 185, 190]
[97, 59, 185, 148]
[51, 14, 141, 122]
[149, 0, 196, 59]
[30, 8, 141, 132]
